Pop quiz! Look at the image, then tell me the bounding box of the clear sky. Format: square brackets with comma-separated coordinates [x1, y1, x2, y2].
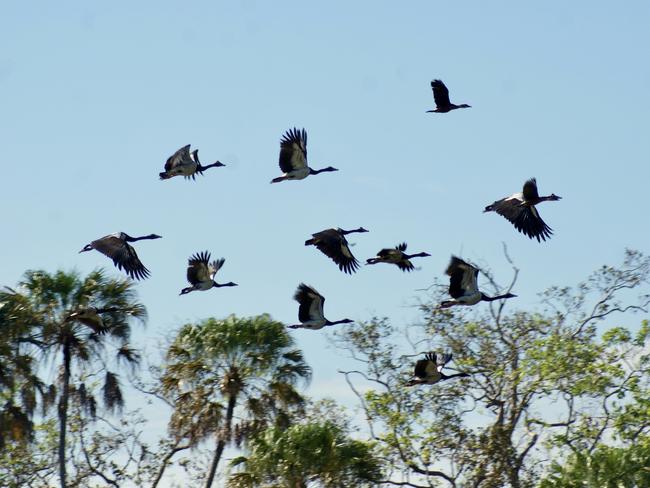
[3, 0, 650, 484]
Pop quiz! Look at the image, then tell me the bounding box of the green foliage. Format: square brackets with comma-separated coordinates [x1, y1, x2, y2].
[334, 250, 650, 487]
[228, 420, 381, 487]
[160, 314, 311, 485]
[540, 436, 650, 488]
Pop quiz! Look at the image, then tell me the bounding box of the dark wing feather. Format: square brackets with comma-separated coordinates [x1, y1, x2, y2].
[522, 178, 539, 201]
[165, 145, 191, 172]
[513, 206, 553, 241]
[92, 236, 150, 280]
[431, 80, 451, 108]
[279, 128, 307, 173]
[445, 256, 470, 298]
[313, 233, 360, 274]
[396, 259, 415, 272]
[490, 199, 553, 241]
[186, 251, 212, 285]
[396, 242, 408, 252]
[413, 359, 431, 379]
[294, 283, 324, 323]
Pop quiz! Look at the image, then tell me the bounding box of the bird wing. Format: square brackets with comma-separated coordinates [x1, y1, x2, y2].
[165, 145, 191, 171]
[396, 259, 415, 272]
[414, 355, 439, 379]
[446, 256, 478, 298]
[396, 242, 408, 252]
[186, 251, 212, 285]
[490, 198, 553, 241]
[294, 283, 325, 323]
[92, 236, 150, 280]
[436, 353, 453, 371]
[208, 258, 225, 280]
[431, 80, 451, 108]
[313, 231, 360, 274]
[279, 128, 308, 173]
[514, 206, 553, 241]
[522, 178, 540, 201]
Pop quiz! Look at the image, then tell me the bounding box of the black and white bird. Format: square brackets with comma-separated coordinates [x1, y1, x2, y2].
[179, 251, 238, 295]
[79, 232, 161, 280]
[305, 227, 369, 274]
[366, 243, 430, 272]
[440, 256, 516, 308]
[406, 352, 470, 386]
[484, 178, 561, 242]
[426, 79, 471, 113]
[159, 145, 225, 180]
[288, 283, 353, 330]
[270, 128, 339, 183]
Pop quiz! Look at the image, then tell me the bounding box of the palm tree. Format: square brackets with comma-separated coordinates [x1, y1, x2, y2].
[160, 314, 311, 488]
[0, 269, 146, 488]
[227, 421, 382, 488]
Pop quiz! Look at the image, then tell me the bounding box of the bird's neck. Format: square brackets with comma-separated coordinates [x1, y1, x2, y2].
[406, 252, 429, 259]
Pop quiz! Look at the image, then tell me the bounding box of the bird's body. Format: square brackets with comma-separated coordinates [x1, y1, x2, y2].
[160, 145, 225, 180]
[440, 256, 516, 308]
[426, 79, 471, 113]
[288, 283, 353, 330]
[406, 352, 470, 386]
[484, 178, 561, 242]
[366, 242, 430, 272]
[271, 128, 339, 183]
[180, 251, 238, 295]
[79, 232, 161, 280]
[305, 227, 369, 274]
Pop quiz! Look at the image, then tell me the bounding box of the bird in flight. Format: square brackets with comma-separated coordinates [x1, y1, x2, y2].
[80, 232, 161, 280]
[484, 178, 561, 242]
[426, 79, 471, 113]
[271, 128, 339, 183]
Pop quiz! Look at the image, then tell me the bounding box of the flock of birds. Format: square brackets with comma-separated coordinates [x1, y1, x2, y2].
[78, 80, 561, 387]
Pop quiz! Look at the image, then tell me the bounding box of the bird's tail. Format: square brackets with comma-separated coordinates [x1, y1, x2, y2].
[439, 300, 456, 309]
[271, 176, 286, 184]
[159, 172, 171, 180]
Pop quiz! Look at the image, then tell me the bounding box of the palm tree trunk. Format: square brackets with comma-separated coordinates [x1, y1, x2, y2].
[58, 341, 71, 488]
[204, 394, 237, 488]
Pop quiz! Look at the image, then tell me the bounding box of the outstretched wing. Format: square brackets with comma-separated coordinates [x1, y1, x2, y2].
[312, 231, 360, 274]
[488, 198, 553, 241]
[294, 283, 325, 322]
[279, 128, 308, 173]
[446, 256, 478, 298]
[431, 80, 451, 108]
[92, 236, 150, 281]
[522, 178, 540, 201]
[186, 251, 212, 285]
[165, 145, 191, 171]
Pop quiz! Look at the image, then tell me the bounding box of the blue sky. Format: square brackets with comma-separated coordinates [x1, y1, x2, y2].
[3, 0, 650, 484]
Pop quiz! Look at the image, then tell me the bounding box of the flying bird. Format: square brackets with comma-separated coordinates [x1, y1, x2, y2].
[160, 144, 225, 180]
[366, 242, 430, 272]
[288, 283, 353, 330]
[271, 128, 339, 183]
[79, 232, 161, 280]
[440, 256, 516, 308]
[305, 227, 369, 274]
[180, 251, 238, 295]
[406, 352, 470, 386]
[426, 79, 471, 113]
[484, 178, 561, 242]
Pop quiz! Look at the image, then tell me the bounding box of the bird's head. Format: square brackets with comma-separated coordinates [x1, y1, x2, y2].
[340, 318, 354, 324]
[179, 287, 192, 295]
[148, 234, 163, 239]
[502, 293, 517, 299]
[548, 194, 562, 201]
[459, 104, 471, 108]
[79, 244, 93, 253]
[323, 166, 338, 172]
[420, 252, 432, 257]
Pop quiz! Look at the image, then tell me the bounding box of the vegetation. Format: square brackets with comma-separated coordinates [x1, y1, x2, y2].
[0, 252, 648, 487]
